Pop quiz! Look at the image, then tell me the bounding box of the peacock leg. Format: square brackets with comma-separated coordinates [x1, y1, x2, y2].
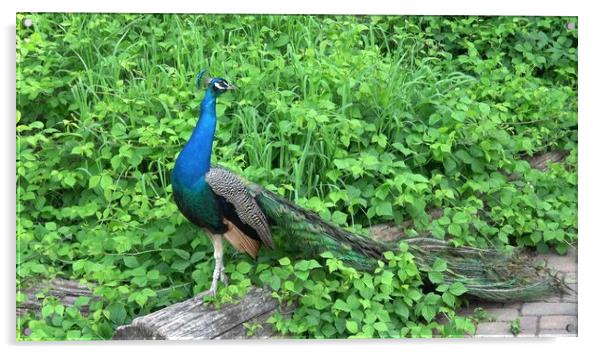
[206, 233, 228, 296]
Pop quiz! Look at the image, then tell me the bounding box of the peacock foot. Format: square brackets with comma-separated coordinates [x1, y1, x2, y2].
[195, 255, 229, 299]
[195, 233, 229, 299]
[206, 265, 228, 297]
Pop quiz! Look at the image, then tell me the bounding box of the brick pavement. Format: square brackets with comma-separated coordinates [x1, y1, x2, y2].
[459, 247, 577, 337]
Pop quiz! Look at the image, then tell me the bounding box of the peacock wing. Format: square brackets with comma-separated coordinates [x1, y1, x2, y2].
[205, 166, 274, 248]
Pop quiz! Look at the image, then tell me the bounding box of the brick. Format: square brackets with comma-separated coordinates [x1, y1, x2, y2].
[522, 302, 577, 316]
[540, 316, 577, 332]
[564, 272, 577, 284]
[545, 256, 577, 273]
[518, 316, 538, 334]
[475, 316, 537, 337]
[475, 322, 513, 336]
[483, 308, 520, 322]
[503, 302, 523, 310]
[567, 322, 577, 333]
[543, 295, 564, 303]
[538, 330, 577, 337]
[457, 302, 504, 317]
[468, 301, 505, 309]
[566, 247, 578, 259]
[563, 292, 578, 303]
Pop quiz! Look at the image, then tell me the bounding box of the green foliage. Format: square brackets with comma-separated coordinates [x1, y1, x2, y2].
[256, 246, 475, 338]
[16, 13, 576, 340]
[510, 318, 521, 336]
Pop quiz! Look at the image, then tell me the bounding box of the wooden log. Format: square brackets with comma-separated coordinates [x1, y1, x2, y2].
[17, 278, 95, 317]
[113, 287, 283, 340]
[509, 150, 569, 181]
[527, 150, 568, 171]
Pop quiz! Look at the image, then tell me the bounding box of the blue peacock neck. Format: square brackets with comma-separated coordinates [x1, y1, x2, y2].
[173, 88, 218, 186]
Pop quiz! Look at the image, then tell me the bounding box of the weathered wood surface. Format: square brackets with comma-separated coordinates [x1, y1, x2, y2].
[17, 278, 95, 317]
[113, 287, 283, 340]
[509, 150, 569, 181]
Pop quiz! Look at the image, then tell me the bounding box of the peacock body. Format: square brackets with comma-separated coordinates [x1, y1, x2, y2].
[171, 71, 565, 301]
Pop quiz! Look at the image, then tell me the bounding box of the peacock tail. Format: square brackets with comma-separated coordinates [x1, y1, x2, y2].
[252, 184, 567, 303]
[254, 186, 388, 271]
[404, 238, 566, 302]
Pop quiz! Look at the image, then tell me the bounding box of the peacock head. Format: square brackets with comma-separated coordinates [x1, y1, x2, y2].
[196, 70, 236, 96]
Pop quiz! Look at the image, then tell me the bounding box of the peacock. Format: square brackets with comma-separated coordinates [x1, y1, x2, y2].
[171, 71, 566, 302]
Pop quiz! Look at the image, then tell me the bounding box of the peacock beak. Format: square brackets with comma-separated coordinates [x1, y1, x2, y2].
[226, 84, 237, 91]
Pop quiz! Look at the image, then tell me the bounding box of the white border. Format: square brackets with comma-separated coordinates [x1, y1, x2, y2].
[4, 1, 599, 353]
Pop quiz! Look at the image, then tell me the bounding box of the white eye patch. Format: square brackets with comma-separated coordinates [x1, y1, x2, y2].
[214, 81, 229, 90]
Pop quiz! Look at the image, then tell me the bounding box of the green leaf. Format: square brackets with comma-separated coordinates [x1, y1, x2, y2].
[428, 271, 443, 284]
[451, 111, 466, 122]
[543, 229, 564, 241]
[278, 257, 291, 266]
[63, 175, 76, 187]
[331, 210, 348, 225]
[321, 324, 337, 337]
[294, 260, 310, 271]
[74, 296, 90, 307]
[442, 292, 456, 307]
[274, 34, 289, 47]
[345, 320, 359, 334]
[147, 270, 160, 280]
[106, 303, 127, 324]
[320, 252, 334, 259]
[478, 102, 491, 115]
[449, 282, 468, 296]
[269, 276, 281, 291]
[173, 249, 190, 260]
[432, 258, 447, 272]
[190, 252, 205, 264]
[236, 262, 252, 274]
[41, 304, 54, 318]
[448, 223, 462, 237]
[54, 304, 65, 316]
[438, 216, 451, 225]
[123, 256, 138, 268]
[375, 201, 393, 217]
[99, 174, 113, 190]
[455, 150, 473, 164]
[306, 259, 321, 269]
[66, 330, 82, 340]
[333, 299, 351, 312]
[373, 322, 388, 332]
[453, 212, 469, 224]
[380, 270, 394, 286]
[436, 284, 449, 292]
[421, 306, 436, 322]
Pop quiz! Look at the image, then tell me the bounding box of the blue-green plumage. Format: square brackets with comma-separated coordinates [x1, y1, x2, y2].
[171, 83, 223, 233]
[172, 180, 223, 233]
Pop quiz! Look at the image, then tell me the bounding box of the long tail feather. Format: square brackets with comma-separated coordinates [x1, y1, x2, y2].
[255, 187, 567, 302]
[405, 237, 567, 302]
[256, 188, 388, 270]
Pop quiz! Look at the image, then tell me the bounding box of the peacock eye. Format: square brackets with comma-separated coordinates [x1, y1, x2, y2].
[214, 80, 229, 90]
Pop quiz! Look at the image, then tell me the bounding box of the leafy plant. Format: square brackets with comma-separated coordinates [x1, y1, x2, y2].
[510, 318, 521, 336]
[255, 244, 474, 338]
